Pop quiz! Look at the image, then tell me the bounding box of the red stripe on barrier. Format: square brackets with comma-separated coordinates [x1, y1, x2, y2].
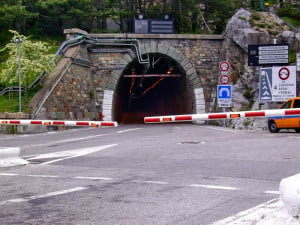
[10, 120, 20, 124]
[144, 118, 160, 123]
[285, 109, 300, 115]
[100, 122, 115, 127]
[52, 121, 65, 125]
[208, 114, 227, 119]
[76, 122, 89, 126]
[31, 121, 42, 125]
[175, 115, 193, 121]
[245, 111, 265, 117]
[1, 121, 8, 124]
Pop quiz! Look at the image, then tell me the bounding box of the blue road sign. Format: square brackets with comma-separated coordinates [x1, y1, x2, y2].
[218, 85, 232, 99]
[217, 85, 232, 108]
[259, 68, 272, 101]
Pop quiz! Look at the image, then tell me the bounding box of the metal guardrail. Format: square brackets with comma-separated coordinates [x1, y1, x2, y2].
[0, 86, 25, 95]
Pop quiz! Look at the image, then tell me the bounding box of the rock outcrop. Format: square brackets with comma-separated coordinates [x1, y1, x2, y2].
[223, 8, 300, 130]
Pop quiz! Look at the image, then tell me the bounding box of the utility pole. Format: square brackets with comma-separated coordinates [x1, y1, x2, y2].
[12, 36, 23, 112]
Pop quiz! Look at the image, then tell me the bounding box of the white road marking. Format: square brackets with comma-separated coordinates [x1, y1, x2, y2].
[26, 144, 118, 165]
[117, 128, 141, 133]
[73, 176, 113, 181]
[0, 187, 88, 205]
[0, 173, 18, 176]
[143, 181, 168, 185]
[264, 190, 280, 195]
[27, 175, 59, 178]
[190, 184, 239, 191]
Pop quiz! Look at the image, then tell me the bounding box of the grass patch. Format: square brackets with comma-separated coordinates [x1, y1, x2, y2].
[281, 16, 300, 27]
[0, 91, 36, 113]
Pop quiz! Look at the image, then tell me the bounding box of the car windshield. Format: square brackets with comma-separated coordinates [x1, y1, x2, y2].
[280, 100, 292, 109]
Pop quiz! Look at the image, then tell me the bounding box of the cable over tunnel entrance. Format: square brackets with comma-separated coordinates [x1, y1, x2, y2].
[113, 53, 194, 124]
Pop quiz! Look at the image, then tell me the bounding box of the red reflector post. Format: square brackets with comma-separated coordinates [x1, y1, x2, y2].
[245, 111, 265, 117]
[208, 114, 227, 119]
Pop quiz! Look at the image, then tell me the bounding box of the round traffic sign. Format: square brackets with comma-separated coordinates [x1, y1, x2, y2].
[278, 67, 290, 80]
[219, 61, 230, 72]
[219, 74, 230, 84]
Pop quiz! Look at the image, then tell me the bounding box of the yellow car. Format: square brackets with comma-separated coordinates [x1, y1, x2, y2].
[268, 97, 300, 133]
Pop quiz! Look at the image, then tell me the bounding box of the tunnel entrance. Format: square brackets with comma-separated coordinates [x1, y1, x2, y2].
[113, 53, 194, 124]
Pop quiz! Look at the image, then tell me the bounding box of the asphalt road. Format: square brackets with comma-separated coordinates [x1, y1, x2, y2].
[0, 123, 300, 225]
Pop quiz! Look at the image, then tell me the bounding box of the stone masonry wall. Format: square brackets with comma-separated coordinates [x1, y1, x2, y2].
[35, 33, 225, 121]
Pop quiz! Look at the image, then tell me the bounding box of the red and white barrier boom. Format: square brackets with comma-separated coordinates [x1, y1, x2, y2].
[0, 119, 118, 127]
[144, 108, 300, 123]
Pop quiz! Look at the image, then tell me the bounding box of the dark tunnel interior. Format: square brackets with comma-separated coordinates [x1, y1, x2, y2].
[113, 53, 194, 124]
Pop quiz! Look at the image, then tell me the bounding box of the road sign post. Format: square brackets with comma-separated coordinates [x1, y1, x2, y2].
[218, 61, 231, 108]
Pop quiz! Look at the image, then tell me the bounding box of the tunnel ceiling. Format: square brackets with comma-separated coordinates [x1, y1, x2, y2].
[113, 53, 194, 124]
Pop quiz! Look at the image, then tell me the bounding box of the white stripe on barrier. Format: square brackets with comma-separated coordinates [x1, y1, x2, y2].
[144, 108, 300, 123]
[0, 119, 118, 127]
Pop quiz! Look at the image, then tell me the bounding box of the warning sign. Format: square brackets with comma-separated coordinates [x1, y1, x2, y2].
[259, 66, 296, 102]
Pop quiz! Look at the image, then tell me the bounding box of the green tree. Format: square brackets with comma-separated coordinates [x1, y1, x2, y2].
[0, 0, 38, 43]
[0, 30, 56, 89]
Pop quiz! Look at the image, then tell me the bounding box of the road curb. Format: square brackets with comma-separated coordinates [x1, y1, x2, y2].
[0, 147, 28, 167]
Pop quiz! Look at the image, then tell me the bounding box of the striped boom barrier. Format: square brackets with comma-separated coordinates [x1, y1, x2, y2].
[0, 119, 118, 127]
[144, 108, 300, 123]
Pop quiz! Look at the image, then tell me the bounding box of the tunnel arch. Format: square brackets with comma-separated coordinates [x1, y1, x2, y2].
[103, 44, 205, 124]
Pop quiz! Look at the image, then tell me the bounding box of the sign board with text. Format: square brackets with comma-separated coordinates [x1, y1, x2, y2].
[259, 66, 296, 102]
[248, 44, 289, 66]
[297, 53, 300, 71]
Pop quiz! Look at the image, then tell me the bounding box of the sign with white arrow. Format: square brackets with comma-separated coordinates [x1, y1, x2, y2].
[259, 66, 296, 102]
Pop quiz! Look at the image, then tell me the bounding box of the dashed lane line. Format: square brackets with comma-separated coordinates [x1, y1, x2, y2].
[0, 172, 279, 195]
[190, 184, 239, 191]
[0, 186, 88, 206]
[73, 176, 113, 181]
[264, 190, 280, 195]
